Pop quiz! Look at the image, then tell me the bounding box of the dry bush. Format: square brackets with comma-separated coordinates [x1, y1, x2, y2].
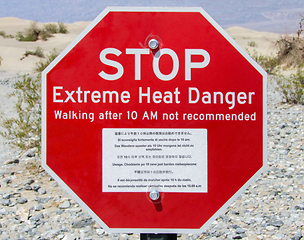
[251, 50, 281, 74]
[275, 15, 304, 68]
[21, 46, 45, 60]
[16, 22, 41, 41]
[16, 21, 68, 42]
[275, 36, 304, 68]
[0, 50, 58, 152]
[276, 69, 304, 104]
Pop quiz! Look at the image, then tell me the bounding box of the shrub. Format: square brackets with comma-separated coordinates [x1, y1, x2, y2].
[0, 30, 15, 38]
[35, 49, 59, 72]
[276, 69, 304, 104]
[40, 29, 53, 41]
[16, 21, 68, 42]
[44, 23, 59, 34]
[0, 50, 59, 152]
[297, 14, 304, 39]
[274, 15, 304, 68]
[21, 46, 45, 60]
[0, 74, 41, 150]
[16, 22, 41, 41]
[40, 23, 59, 40]
[0, 55, 2, 65]
[248, 41, 258, 47]
[275, 35, 304, 67]
[249, 16, 304, 72]
[250, 50, 280, 74]
[58, 22, 68, 34]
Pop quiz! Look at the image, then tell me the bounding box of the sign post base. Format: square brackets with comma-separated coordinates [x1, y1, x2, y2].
[140, 234, 177, 240]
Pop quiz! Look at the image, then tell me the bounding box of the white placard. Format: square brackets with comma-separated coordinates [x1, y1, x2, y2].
[102, 128, 207, 193]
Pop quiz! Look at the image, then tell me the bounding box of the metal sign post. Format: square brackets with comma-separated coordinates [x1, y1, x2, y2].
[140, 234, 177, 240]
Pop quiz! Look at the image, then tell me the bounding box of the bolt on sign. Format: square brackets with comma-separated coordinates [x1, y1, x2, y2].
[42, 7, 267, 233]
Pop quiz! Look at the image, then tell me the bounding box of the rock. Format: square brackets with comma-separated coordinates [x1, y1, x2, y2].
[0, 199, 11, 206]
[2, 178, 11, 184]
[62, 234, 79, 240]
[38, 188, 46, 195]
[120, 233, 130, 240]
[96, 228, 105, 235]
[42, 229, 61, 239]
[273, 233, 285, 239]
[232, 234, 246, 239]
[32, 184, 41, 192]
[35, 197, 51, 204]
[24, 149, 36, 158]
[24, 184, 32, 190]
[0, 170, 8, 176]
[268, 220, 284, 227]
[16, 197, 28, 204]
[291, 232, 303, 240]
[55, 209, 63, 215]
[22, 179, 34, 185]
[228, 225, 240, 229]
[31, 204, 45, 211]
[29, 213, 44, 222]
[235, 228, 245, 234]
[59, 201, 71, 209]
[0, 208, 9, 215]
[4, 159, 19, 165]
[10, 183, 19, 188]
[71, 218, 94, 228]
[2, 193, 15, 199]
[295, 204, 304, 210]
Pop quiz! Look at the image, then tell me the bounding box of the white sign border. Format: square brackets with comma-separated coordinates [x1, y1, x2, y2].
[41, 6, 268, 234]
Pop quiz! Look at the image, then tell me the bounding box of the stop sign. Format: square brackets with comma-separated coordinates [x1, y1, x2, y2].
[42, 7, 267, 233]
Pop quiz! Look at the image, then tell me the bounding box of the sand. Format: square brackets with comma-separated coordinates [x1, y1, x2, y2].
[0, 17, 90, 75]
[0, 17, 287, 75]
[0, 17, 289, 164]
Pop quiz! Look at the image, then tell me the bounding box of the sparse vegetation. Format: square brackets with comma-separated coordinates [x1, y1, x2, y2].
[273, 16, 304, 103]
[44, 23, 59, 34]
[1, 74, 41, 150]
[16, 21, 68, 42]
[0, 30, 14, 38]
[275, 35, 304, 68]
[40, 29, 53, 41]
[247, 15, 304, 105]
[58, 22, 68, 34]
[248, 41, 258, 47]
[35, 49, 59, 72]
[276, 69, 304, 104]
[251, 50, 280, 74]
[272, 15, 304, 68]
[0, 50, 58, 152]
[275, 69, 304, 104]
[16, 22, 41, 41]
[0, 55, 2, 65]
[20, 46, 44, 60]
[297, 14, 304, 39]
[250, 15, 304, 72]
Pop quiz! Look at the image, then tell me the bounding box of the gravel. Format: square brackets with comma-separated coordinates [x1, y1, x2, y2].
[0, 77, 302, 239]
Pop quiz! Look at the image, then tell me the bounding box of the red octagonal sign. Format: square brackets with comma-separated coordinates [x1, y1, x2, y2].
[42, 7, 267, 233]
